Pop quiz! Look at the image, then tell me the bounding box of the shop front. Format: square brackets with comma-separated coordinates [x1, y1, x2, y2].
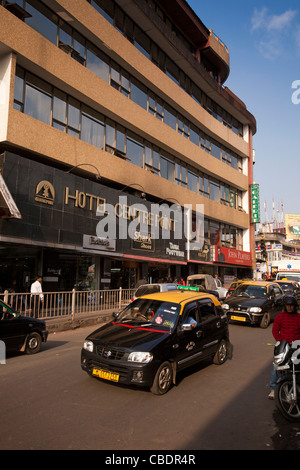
[0, 151, 187, 292]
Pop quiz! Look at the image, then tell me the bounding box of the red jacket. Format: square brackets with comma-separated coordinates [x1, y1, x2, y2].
[272, 311, 300, 343]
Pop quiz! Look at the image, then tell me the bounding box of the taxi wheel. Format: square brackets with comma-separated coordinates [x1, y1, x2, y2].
[25, 332, 42, 354]
[213, 339, 227, 365]
[150, 361, 173, 395]
[260, 312, 270, 329]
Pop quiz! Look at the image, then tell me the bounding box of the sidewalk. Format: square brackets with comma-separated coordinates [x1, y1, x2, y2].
[45, 309, 115, 333]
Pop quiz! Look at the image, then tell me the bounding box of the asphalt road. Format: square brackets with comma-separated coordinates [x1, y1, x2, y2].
[1, 321, 300, 451]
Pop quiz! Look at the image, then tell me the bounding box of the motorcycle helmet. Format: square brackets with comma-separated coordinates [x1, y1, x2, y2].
[283, 294, 298, 313]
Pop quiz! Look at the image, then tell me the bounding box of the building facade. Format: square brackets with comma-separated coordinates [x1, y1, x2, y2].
[0, 0, 256, 292]
[255, 231, 300, 277]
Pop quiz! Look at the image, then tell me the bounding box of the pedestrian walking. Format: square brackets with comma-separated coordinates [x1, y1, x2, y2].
[30, 276, 44, 318]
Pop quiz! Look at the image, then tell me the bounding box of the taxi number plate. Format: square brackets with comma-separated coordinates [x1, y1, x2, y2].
[231, 315, 246, 322]
[92, 367, 119, 382]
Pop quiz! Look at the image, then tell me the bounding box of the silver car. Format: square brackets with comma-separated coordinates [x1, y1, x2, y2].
[132, 283, 178, 301]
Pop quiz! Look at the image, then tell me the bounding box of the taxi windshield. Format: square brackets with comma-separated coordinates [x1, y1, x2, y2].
[234, 284, 267, 298]
[116, 298, 181, 332]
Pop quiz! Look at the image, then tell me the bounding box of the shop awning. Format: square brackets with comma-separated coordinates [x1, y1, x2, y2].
[0, 173, 22, 219]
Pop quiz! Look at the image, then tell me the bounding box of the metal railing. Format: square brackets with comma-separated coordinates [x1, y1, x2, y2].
[0, 288, 135, 320]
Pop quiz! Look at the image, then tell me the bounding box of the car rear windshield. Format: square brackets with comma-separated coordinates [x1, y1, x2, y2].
[134, 285, 160, 297]
[116, 298, 181, 332]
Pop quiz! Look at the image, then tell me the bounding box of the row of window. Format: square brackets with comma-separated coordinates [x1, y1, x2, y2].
[13, 0, 243, 171]
[88, 0, 243, 136]
[204, 220, 243, 251]
[14, 66, 243, 210]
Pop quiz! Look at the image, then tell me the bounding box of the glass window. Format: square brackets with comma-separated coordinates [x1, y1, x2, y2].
[116, 126, 125, 153]
[211, 142, 220, 160]
[160, 155, 174, 181]
[164, 105, 177, 130]
[59, 21, 72, 47]
[86, 44, 109, 83]
[91, 0, 114, 24]
[166, 57, 179, 85]
[130, 79, 148, 110]
[67, 98, 80, 133]
[126, 135, 144, 167]
[53, 89, 67, 126]
[81, 111, 104, 149]
[190, 125, 199, 146]
[25, 0, 58, 45]
[14, 67, 24, 106]
[105, 120, 115, 149]
[210, 180, 220, 202]
[24, 74, 51, 124]
[134, 25, 151, 59]
[187, 171, 198, 193]
[209, 221, 220, 245]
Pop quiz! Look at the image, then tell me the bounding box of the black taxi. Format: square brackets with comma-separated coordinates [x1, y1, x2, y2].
[0, 299, 48, 355]
[222, 280, 284, 328]
[81, 287, 230, 394]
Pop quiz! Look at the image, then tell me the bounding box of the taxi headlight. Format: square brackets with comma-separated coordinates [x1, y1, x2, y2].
[222, 304, 230, 310]
[83, 340, 94, 352]
[128, 352, 153, 363]
[248, 307, 262, 313]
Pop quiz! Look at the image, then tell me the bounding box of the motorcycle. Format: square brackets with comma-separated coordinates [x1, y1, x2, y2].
[273, 340, 300, 421]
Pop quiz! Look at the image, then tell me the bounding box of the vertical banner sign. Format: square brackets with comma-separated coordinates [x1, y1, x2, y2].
[251, 184, 260, 223]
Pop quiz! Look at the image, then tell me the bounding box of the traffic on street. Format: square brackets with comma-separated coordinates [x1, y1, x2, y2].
[1, 316, 300, 451]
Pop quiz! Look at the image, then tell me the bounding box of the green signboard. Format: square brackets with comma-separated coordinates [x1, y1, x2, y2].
[251, 184, 260, 223]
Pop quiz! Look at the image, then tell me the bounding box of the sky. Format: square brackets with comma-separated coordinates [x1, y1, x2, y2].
[188, 0, 300, 225]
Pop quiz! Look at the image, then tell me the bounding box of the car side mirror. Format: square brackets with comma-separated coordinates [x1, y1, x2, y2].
[112, 312, 119, 320]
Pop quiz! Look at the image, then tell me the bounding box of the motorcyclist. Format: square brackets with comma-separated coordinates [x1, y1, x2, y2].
[268, 294, 300, 399]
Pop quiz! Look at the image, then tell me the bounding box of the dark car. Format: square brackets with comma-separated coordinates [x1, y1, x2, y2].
[274, 280, 300, 302]
[0, 299, 48, 354]
[81, 289, 230, 395]
[222, 281, 284, 328]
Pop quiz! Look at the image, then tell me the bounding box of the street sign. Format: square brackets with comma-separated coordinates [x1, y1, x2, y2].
[251, 184, 260, 223]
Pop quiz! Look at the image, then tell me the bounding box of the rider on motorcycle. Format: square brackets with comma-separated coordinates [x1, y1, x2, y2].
[268, 294, 300, 399]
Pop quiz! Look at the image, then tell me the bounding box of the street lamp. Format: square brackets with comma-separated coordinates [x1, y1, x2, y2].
[120, 183, 146, 200]
[157, 197, 181, 210]
[66, 163, 101, 180]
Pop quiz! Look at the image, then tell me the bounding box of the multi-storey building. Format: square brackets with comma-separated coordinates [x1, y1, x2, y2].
[0, 0, 256, 292]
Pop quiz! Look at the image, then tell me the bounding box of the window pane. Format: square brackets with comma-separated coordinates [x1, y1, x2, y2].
[211, 142, 220, 159]
[161, 156, 174, 181]
[106, 122, 115, 148]
[130, 79, 147, 110]
[86, 45, 109, 83]
[127, 136, 143, 167]
[67, 98, 80, 130]
[116, 127, 125, 152]
[26, 0, 58, 45]
[81, 113, 104, 148]
[14, 73, 24, 104]
[53, 89, 67, 123]
[24, 84, 51, 124]
[187, 171, 198, 193]
[91, 0, 114, 24]
[164, 105, 177, 130]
